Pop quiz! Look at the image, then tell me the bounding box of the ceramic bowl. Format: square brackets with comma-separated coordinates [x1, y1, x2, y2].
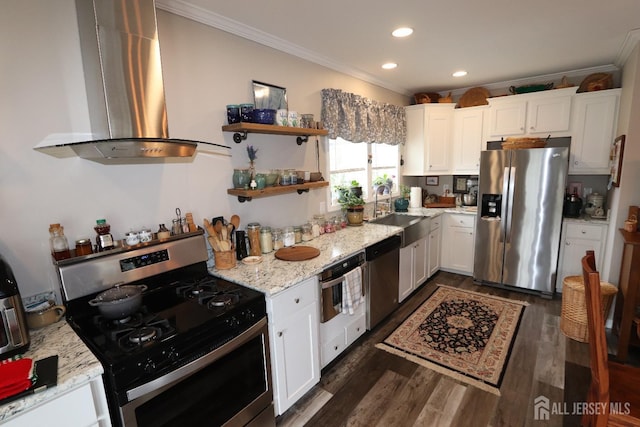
[252, 109, 276, 124]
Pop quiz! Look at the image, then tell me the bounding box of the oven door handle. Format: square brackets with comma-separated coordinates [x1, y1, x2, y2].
[320, 263, 366, 292]
[126, 317, 267, 401]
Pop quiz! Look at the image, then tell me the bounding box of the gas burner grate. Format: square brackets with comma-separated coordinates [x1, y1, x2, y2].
[94, 311, 176, 351]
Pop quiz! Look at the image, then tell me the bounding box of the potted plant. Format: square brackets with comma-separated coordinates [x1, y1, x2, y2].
[349, 179, 363, 197]
[335, 185, 366, 226]
[394, 185, 411, 212]
[373, 174, 394, 194]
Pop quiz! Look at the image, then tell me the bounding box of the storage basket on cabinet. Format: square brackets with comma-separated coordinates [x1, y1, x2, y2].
[560, 275, 617, 342]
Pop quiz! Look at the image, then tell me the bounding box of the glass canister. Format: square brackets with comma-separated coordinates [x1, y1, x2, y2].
[332, 217, 342, 231]
[301, 223, 313, 242]
[282, 226, 295, 247]
[49, 223, 71, 260]
[279, 171, 291, 186]
[313, 215, 325, 235]
[94, 219, 115, 251]
[324, 218, 335, 234]
[260, 226, 273, 254]
[293, 226, 302, 244]
[272, 228, 284, 250]
[74, 238, 93, 256]
[246, 223, 261, 256]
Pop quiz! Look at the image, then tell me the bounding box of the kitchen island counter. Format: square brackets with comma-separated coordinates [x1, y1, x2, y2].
[0, 321, 105, 423]
[210, 222, 402, 295]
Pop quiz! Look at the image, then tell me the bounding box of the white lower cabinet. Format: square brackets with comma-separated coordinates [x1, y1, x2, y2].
[267, 277, 320, 416]
[441, 213, 476, 275]
[556, 221, 608, 292]
[427, 216, 442, 278]
[320, 304, 366, 368]
[399, 236, 428, 303]
[3, 378, 111, 427]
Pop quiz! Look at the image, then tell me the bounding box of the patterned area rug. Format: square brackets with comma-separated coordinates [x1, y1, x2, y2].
[376, 285, 527, 395]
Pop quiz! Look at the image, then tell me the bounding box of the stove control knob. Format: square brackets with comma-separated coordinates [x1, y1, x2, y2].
[166, 348, 179, 361]
[243, 310, 255, 320]
[226, 316, 240, 327]
[141, 359, 156, 373]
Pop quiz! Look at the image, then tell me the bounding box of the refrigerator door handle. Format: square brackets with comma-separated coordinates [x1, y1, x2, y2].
[500, 167, 510, 243]
[506, 166, 516, 243]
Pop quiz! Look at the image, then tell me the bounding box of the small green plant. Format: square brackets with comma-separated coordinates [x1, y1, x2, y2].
[335, 185, 365, 208]
[373, 173, 394, 186]
[350, 180, 361, 187]
[400, 184, 411, 199]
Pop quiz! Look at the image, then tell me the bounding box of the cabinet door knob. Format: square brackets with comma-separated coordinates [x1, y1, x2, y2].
[566, 242, 570, 246]
[334, 345, 338, 351]
[278, 331, 283, 337]
[530, 126, 535, 130]
[294, 298, 300, 304]
[581, 230, 586, 234]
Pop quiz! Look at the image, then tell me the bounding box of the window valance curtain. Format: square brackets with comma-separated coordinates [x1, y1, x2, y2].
[321, 88, 406, 145]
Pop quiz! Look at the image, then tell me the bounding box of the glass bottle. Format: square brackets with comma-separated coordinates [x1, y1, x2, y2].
[272, 228, 284, 250]
[49, 223, 71, 260]
[247, 223, 261, 256]
[157, 224, 171, 240]
[172, 218, 182, 235]
[282, 226, 295, 247]
[260, 226, 273, 254]
[301, 223, 313, 242]
[94, 219, 115, 251]
[293, 226, 302, 244]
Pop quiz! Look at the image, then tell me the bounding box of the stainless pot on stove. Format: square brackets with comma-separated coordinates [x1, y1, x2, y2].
[89, 284, 148, 319]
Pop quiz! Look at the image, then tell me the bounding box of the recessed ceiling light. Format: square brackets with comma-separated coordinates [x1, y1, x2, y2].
[453, 70, 468, 77]
[392, 27, 413, 38]
[382, 62, 398, 70]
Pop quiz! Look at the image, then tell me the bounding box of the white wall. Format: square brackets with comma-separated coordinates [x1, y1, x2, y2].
[602, 42, 640, 284]
[0, 1, 408, 299]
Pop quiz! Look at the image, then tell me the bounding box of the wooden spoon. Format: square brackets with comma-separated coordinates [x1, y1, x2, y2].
[230, 214, 240, 230]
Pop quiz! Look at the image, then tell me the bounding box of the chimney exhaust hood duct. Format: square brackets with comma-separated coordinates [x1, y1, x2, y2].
[34, 0, 228, 164]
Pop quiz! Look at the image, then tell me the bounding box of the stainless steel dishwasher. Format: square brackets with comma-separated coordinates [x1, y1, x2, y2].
[365, 234, 401, 329]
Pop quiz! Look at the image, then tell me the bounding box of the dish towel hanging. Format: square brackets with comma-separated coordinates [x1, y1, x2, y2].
[342, 266, 363, 315]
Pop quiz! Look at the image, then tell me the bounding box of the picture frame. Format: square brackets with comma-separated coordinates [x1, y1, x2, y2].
[610, 135, 625, 187]
[252, 80, 288, 110]
[426, 176, 439, 186]
[453, 175, 470, 193]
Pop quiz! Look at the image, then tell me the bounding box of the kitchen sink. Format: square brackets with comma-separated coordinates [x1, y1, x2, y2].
[368, 214, 430, 247]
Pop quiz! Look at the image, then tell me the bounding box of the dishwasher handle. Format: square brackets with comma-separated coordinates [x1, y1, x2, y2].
[365, 234, 401, 261]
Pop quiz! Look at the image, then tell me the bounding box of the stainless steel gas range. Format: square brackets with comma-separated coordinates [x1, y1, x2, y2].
[55, 231, 275, 427]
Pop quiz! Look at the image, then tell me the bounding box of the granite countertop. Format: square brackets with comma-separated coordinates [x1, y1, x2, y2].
[563, 214, 610, 225]
[209, 208, 476, 295]
[0, 321, 103, 422]
[210, 222, 403, 295]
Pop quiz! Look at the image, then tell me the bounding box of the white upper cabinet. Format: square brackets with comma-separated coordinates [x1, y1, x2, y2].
[569, 89, 621, 174]
[488, 87, 576, 138]
[452, 106, 488, 174]
[404, 104, 455, 175]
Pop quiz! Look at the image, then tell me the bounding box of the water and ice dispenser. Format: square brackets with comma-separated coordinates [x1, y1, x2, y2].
[481, 194, 502, 218]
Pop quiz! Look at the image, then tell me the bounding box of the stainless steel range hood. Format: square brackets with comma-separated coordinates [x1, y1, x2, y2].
[34, 0, 227, 164]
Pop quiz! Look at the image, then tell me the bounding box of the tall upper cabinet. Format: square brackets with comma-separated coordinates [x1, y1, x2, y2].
[451, 105, 488, 174]
[569, 89, 621, 174]
[404, 104, 455, 175]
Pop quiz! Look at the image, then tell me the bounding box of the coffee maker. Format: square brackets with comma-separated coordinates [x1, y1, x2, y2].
[0, 254, 30, 360]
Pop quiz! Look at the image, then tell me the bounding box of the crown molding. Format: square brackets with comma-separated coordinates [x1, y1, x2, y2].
[155, 0, 413, 96]
[616, 28, 640, 67]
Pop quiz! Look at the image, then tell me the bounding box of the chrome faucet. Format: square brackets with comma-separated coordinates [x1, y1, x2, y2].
[374, 184, 392, 218]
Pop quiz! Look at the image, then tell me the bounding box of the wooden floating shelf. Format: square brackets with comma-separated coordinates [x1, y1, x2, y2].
[222, 122, 328, 144]
[227, 181, 329, 202]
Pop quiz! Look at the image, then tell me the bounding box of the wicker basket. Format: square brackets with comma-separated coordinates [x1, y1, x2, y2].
[501, 137, 547, 150]
[213, 250, 237, 270]
[560, 276, 618, 342]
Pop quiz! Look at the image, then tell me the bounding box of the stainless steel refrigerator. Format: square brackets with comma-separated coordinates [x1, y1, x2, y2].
[473, 146, 568, 297]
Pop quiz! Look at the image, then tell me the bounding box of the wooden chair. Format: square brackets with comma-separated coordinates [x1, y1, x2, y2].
[581, 250, 640, 426]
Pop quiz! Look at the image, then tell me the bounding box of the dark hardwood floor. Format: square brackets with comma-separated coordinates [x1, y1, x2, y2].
[275, 272, 611, 427]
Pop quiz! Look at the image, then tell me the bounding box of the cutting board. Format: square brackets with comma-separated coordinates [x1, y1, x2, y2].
[275, 246, 320, 261]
